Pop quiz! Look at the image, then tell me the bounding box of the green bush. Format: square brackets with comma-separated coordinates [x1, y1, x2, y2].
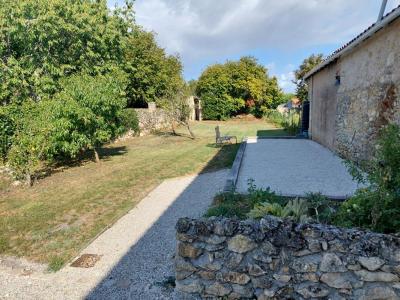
[204, 192, 253, 219]
[334, 124, 400, 233]
[0, 106, 18, 162]
[7, 101, 55, 182]
[7, 71, 128, 181]
[120, 108, 140, 134]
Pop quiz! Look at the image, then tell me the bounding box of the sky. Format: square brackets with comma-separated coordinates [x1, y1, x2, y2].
[108, 0, 400, 93]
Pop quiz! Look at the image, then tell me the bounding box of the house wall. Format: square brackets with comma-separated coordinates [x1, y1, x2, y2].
[309, 17, 400, 161]
[309, 64, 339, 151]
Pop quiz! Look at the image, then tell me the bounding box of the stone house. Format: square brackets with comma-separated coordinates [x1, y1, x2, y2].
[304, 5, 400, 162]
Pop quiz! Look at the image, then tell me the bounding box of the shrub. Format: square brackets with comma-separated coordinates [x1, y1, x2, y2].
[7, 101, 55, 183]
[334, 124, 400, 233]
[247, 198, 311, 223]
[0, 106, 18, 163]
[265, 109, 300, 135]
[205, 192, 253, 219]
[120, 108, 140, 135]
[51, 71, 128, 162]
[7, 71, 129, 182]
[306, 192, 338, 224]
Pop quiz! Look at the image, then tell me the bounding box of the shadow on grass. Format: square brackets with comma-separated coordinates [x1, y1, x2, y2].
[34, 146, 128, 182]
[256, 129, 290, 137]
[84, 139, 237, 299]
[202, 143, 239, 173]
[153, 130, 195, 140]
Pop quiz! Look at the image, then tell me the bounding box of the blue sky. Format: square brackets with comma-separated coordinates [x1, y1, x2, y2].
[108, 0, 400, 92]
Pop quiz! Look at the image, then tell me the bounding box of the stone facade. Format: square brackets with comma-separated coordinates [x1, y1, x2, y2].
[134, 107, 171, 136]
[175, 216, 400, 299]
[307, 17, 400, 162]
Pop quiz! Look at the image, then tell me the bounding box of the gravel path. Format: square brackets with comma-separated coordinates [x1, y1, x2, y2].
[236, 138, 361, 198]
[0, 170, 227, 300]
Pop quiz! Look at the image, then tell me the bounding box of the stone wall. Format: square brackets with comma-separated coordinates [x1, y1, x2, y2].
[308, 17, 400, 162]
[175, 216, 400, 299]
[134, 107, 171, 136]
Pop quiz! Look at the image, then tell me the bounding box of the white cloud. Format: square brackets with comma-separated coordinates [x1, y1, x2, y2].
[278, 71, 296, 92]
[108, 0, 400, 89]
[134, 0, 392, 58]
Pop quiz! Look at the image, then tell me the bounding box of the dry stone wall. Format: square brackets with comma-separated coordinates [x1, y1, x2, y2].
[175, 216, 400, 299]
[134, 108, 170, 136]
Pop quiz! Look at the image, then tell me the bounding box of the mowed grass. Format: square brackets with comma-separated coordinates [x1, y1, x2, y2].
[0, 118, 285, 266]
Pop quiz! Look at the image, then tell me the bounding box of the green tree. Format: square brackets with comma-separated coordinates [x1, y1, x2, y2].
[123, 30, 184, 107]
[196, 57, 283, 120]
[54, 71, 128, 162]
[293, 54, 324, 101]
[7, 71, 128, 183]
[0, 0, 130, 105]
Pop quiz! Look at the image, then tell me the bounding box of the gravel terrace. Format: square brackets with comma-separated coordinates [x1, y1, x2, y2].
[236, 138, 361, 198]
[0, 169, 227, 300]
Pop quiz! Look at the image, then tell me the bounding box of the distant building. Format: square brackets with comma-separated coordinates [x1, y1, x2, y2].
[304, 5, 400, 161]
[187, 96, 202, 121]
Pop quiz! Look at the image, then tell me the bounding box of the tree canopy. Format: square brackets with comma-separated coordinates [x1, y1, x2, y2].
[293, 54, 324, 101]
[196, 57, 284, 120]
[0, 0, 185, 183]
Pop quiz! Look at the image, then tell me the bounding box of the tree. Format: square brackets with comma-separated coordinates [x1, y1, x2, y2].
[54, 71, 128, 162]
[196, 57, 283, 120]
[0, 0, 129, 105]
[123, 30, 183, 107]
[0, 0, 186, 183]
[7, 71, 128, 184]
[293, 54, 324, 101]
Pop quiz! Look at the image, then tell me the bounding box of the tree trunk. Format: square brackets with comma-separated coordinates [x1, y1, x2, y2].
[26, 172, 32, 187]
[94, 148, 100, 163]
[186, 123, 195, 139]
[171, 120, 177, 135]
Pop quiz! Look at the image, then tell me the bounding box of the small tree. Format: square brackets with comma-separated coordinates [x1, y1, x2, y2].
[158, 90, 195, 139]
[7, 101, 55, 184]
[56, 71, 128, 162]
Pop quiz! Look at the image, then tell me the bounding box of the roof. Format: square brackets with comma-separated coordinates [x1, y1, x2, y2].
[304, 5, 400, 80]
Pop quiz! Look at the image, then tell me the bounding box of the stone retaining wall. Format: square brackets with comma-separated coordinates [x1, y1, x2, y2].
[175, 216, 400, 299]
[134, 108, 170, 136]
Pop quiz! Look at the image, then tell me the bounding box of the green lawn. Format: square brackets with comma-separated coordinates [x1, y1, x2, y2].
[0, 118, 285, 267]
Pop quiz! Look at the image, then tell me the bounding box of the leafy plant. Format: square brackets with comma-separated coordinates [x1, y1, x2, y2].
[335, 124, 400, 233]
[282, 198, 312, 223]
[247, 198, 311, 223]
[120, 108, 140, 135]
[247, 202, 284, 219]
[205, 192, 253, 219]
[247, 178, 286, 206]
[306, 192, 337, 224]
